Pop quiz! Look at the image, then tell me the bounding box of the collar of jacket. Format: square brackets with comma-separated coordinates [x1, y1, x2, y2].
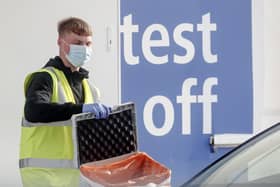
[44, 56, 90, 80]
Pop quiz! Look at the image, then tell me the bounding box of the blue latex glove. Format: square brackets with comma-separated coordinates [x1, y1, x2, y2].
[82, 103, 112, 119]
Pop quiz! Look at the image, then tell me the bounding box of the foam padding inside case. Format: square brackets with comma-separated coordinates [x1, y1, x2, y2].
[76, 108, 137, 165]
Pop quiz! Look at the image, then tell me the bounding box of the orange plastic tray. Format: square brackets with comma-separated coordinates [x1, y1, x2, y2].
[80, 152, 171, 186]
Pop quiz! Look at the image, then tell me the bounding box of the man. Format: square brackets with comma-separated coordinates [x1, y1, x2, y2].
[19, 17, 111, 187]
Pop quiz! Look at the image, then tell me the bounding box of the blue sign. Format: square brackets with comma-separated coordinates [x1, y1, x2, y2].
[120, 0, 253, 185]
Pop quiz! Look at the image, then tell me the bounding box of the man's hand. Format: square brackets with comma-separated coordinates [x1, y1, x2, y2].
[82, 103, 112, 119]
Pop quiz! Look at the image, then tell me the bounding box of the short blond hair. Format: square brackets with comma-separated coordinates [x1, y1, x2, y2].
[57, 17, 92, 36]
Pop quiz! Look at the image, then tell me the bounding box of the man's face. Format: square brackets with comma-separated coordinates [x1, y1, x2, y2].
[60, 32, 92, 54]
[58, 32, 92, 69]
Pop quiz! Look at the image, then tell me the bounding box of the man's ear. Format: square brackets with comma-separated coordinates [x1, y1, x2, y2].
[57, 37, 61, 46]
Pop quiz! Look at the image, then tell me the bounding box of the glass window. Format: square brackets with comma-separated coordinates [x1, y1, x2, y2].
[186, 125, 280, 186]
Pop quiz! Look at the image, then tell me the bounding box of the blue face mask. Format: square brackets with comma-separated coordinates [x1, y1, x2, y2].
[63, 40, 92, 67]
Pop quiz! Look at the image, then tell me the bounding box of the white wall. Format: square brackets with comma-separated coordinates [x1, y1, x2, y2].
[0, 0, 118, 186]
[253, 0, 265, 134]
[262, 0, 280, 130]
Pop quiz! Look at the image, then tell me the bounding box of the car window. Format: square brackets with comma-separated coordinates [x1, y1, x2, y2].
[184, 125, 280, 186]
[234, 144, 280, 185]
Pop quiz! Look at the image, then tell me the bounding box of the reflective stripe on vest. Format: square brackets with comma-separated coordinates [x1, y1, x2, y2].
[21, 118, 71, 127]
[19, 158, 75, 169]
[20, 66, 95, 169]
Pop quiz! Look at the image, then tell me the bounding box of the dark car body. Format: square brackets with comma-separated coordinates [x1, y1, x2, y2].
[181, 123, 280, 187]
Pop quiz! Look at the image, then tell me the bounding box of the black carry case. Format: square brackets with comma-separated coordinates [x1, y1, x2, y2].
[71, 103, 171, 187]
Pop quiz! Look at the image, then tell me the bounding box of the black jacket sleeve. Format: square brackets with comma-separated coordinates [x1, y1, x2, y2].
[24, 72, 83, 122]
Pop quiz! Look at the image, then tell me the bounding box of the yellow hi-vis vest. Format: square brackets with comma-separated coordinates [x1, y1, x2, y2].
[19, 67, 99, 187]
